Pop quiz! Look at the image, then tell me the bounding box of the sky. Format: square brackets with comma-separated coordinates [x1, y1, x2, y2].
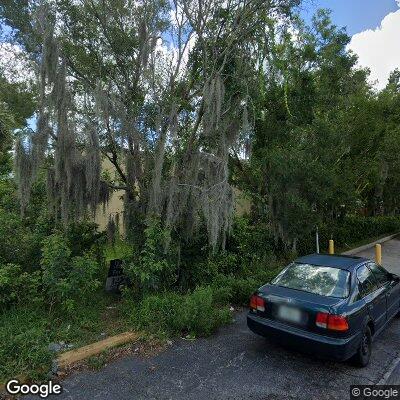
[300, 0, 399, 36]
[300, 0, 400, 89]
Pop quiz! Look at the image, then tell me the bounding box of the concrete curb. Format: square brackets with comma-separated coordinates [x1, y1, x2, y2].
[0, 331, 140, 392]
[341, 232, 399, 256]
[57, 331, 140, 368]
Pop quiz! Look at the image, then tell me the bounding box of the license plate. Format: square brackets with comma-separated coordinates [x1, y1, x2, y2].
[277, 305, 301, 324]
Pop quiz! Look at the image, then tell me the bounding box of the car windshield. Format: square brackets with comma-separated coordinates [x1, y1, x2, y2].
[271, 263, 350, 298]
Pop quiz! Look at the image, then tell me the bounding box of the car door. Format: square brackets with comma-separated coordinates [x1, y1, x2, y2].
[369, 262, 400, 320]
[357, 264, 387, 332]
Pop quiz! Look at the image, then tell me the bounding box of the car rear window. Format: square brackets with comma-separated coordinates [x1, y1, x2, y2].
[271, 263, 350, 298]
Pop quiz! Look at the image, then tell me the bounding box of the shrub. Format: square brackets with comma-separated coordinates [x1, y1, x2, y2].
[0, 264, 42, 309]
[135, 292, 184, 335]
[64, 221, 104, 258]
[228, 277, 260, 305]
[229, 217, 275, 263]
[211, 274, 260, 306]
[0, 209, 32, 267]
[178, 253, 239, 289]
[127, 218, 177, 294]
[41, 234, 100, 312]
[133, 287, 231, 337]
[182, 287, 231, 336]
[210, 256, 283, 307]
[210, 280, 233, 305]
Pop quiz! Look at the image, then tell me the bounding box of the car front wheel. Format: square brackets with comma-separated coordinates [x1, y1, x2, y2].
[352, 325, 372, 367]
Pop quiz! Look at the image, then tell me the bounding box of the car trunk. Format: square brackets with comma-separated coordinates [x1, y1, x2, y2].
[255, 284, 346, 336]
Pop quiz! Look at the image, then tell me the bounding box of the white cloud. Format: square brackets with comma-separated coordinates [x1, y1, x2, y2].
[348, 9, 400, 90]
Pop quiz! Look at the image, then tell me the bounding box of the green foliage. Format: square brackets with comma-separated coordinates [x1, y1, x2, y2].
[210, 260, 281, 307]
[298, 216, 400, 254]
[179, 253, 238, 289]
[0, 101, 14, 154]
[0, 72, 36, 176]
[0, 292, 129, 383]
[64, 221, 104, 258]
[0, 308, 52, 382]
[87, 352, 108, 371]
[0, 75, 36, 128]
[0, 264, 41, 309]
[0, 208, 31, 266]
[133, 287, 232, 337]
[41, 234, 100, 313]
[183, 287, 232, 336]
[127, 218, 177, 294]
[104, 240, 135, 263]
[229, 217, 275, 262]
[0, 176, 53, 271]
[134, 292, 184, 335]
[234, 9, 400, 251]
[211, 275, 258, 306]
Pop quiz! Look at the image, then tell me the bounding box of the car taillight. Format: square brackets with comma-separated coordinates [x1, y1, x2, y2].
[249, 294, 265, 312]
[328, 315, 349, 331]
[316, 312, 328, 328]
[316, 312, 348, 331]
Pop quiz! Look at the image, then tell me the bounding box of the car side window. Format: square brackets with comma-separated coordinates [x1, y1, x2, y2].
[367, 262, 390, 288]
[357, 265, 377, 298]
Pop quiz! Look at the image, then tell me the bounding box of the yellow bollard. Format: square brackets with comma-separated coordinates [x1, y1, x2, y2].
[328, 240, 334, 255]
[375, 244, 382, 265]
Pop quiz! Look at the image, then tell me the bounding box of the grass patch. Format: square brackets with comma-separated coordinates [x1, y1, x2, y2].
[87, 352, 109, 371]
[0, 307, 52, 382]
[126, 286, 233, 338]
[0, 291, 129, 383]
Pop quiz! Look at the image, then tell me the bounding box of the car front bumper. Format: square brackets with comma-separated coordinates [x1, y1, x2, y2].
[247, 312, 361, 361]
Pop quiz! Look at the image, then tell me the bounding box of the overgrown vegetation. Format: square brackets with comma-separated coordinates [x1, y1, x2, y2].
[129, 287, 232, 338]
[0, 293, 130, 382]
[0, 0, 400, 384]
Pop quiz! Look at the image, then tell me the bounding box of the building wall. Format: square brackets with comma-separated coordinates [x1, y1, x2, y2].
[233, 187, 251, 216]
[94, 158, 125, 232]
[95, 158, 251, 232]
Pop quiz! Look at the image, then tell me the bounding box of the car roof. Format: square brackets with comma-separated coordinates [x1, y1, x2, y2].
[295, 253, 369, 271]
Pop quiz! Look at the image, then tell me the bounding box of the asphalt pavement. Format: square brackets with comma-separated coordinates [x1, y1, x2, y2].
[25, 238, 400, 400]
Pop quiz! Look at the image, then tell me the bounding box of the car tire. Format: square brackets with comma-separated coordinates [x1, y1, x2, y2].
[352, 326, 372, 368]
